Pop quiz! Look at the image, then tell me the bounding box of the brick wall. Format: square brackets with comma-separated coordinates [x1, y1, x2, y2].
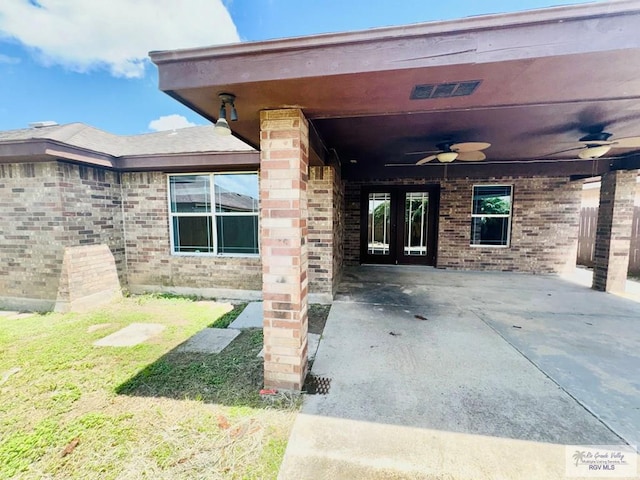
[123, 167, 341, 299]
[59, 163, 125, 280]
[308, 164, 344, 298]
[344, 179, 361, 266]
[0, 163, 265, 311]
[344, 175, 581, 274]
[56, 244, 122, 312]
[0, 162, 124, 310]
[260, 108, 309, 391]
[332, 163, 345, 294]
[578, 207, 640, 275]
[593, 170, 637, 292]
[122, 171, 262, 294]
[438, 176, 581, 273]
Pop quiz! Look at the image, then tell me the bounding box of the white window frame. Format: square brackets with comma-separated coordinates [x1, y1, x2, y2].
[470, 184, 513, 248]
[167, 172, 260, 257]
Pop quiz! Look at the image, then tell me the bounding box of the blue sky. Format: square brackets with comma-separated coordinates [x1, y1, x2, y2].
[0, 0, 585, 135]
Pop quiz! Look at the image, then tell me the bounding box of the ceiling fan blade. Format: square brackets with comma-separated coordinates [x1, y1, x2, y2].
[405, 149, 440, 156]
[456, 151, 486, 161]
[577, 145, 613, 159]
[612, 136, 640, 149]
[451, 142, 491, 152]
[416, 155, 437, 165]
[542, 146, 582, 157]
[580, 140, 614, 146]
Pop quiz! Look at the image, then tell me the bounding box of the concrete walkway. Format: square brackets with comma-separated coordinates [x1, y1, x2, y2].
[279, 267, 640, 480]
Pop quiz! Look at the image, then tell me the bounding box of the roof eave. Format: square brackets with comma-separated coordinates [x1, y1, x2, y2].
[117, 150, 259, 172]
[0, 139, 259, 172]
[0, 139, 117, 168]
[149, 0, 640, 64]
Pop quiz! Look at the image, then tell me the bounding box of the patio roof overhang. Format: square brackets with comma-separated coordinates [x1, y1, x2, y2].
[150, 1, 640, 180]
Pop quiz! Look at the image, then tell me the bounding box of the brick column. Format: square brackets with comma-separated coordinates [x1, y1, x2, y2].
[260, 109, 309, 391]
[308, 166, 335, 300]
[593, 170, 637, 293]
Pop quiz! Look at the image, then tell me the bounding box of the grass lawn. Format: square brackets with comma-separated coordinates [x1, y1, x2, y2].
[0, 297, 301, 480]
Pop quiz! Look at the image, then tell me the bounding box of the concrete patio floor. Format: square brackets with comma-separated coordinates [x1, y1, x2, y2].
[279, 266, 640, 480]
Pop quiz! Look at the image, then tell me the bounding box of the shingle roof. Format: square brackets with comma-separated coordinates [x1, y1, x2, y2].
[0, 123, 255, 156]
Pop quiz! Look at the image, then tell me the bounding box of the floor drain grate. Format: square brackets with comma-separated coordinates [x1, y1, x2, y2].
[304, 374, 332, 395]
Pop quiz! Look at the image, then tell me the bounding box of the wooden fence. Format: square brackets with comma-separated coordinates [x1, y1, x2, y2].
[577, 206, 640, 274]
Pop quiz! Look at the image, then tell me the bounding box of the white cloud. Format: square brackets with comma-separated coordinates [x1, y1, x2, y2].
[148, 114, 197, 132]
[0, 53, 20, 64]
[0, 0, 240, 78]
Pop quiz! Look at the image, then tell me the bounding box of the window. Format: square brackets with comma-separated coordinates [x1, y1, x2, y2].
[168, 173, 259, 255]
[471, 185, 512, 247]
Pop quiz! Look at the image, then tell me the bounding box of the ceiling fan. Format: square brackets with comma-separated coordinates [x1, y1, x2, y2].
[387, 141, 491, 166]
[545, 131, 640, 159]
[538, 107, 640, 159]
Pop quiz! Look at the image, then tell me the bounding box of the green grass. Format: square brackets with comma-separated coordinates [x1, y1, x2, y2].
[117, 329, 271, 407]
[0, 296, 298, 479]
[208, 302, 248, 328]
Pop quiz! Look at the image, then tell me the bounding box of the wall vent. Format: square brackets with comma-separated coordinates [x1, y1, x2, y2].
[29, 121, 59, 128]
[410, 80, 482, 100]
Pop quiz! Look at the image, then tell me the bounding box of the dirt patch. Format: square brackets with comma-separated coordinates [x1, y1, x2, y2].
[308, 304, 330, 335]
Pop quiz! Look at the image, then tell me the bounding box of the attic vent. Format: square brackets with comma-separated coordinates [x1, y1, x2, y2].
[410, 80, 482, 100]
[29, 121, 58, 128]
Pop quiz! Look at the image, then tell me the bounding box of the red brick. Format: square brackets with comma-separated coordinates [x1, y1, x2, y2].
[260, 108, 310, 391]
[593, 170, 636, 292]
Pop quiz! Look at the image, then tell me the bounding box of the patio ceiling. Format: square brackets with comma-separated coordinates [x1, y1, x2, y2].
[150, 1, 640, 180]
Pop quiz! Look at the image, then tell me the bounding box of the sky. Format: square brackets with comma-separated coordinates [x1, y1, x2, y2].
[0, 0, 590, 135]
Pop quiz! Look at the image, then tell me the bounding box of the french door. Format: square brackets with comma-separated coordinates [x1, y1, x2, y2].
[360, 185, 439, 265]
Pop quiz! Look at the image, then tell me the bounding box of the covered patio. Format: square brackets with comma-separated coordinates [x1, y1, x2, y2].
[279, 266, 640, 479]
[151, 1, 640, 390]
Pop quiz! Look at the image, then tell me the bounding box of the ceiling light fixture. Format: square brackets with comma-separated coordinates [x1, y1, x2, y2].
[436, 151, 458, 163]
[214, 93, 237, 136]
[578, 144, 612, 159]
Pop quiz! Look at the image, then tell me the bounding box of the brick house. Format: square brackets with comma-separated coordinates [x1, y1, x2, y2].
[0, 123, 259, 311]
[3, 2, 640, 390]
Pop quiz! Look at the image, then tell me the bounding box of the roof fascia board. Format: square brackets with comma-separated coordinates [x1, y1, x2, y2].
[116, 151, 259, 171]
[150, 1, 640, 63]
[44, 147, 116, 168]
[151, 6, 640, 91]
[0, 138, 258, 172]
[0, 139, 50, 159]
[0, 139, 115, 168]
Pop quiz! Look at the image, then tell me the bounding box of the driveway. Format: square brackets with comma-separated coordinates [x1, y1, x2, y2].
[279, 266, 640, 479]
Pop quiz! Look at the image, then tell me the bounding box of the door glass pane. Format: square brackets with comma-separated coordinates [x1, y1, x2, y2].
[367, 193, 391, 255]
[404, 192, 429, 256]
